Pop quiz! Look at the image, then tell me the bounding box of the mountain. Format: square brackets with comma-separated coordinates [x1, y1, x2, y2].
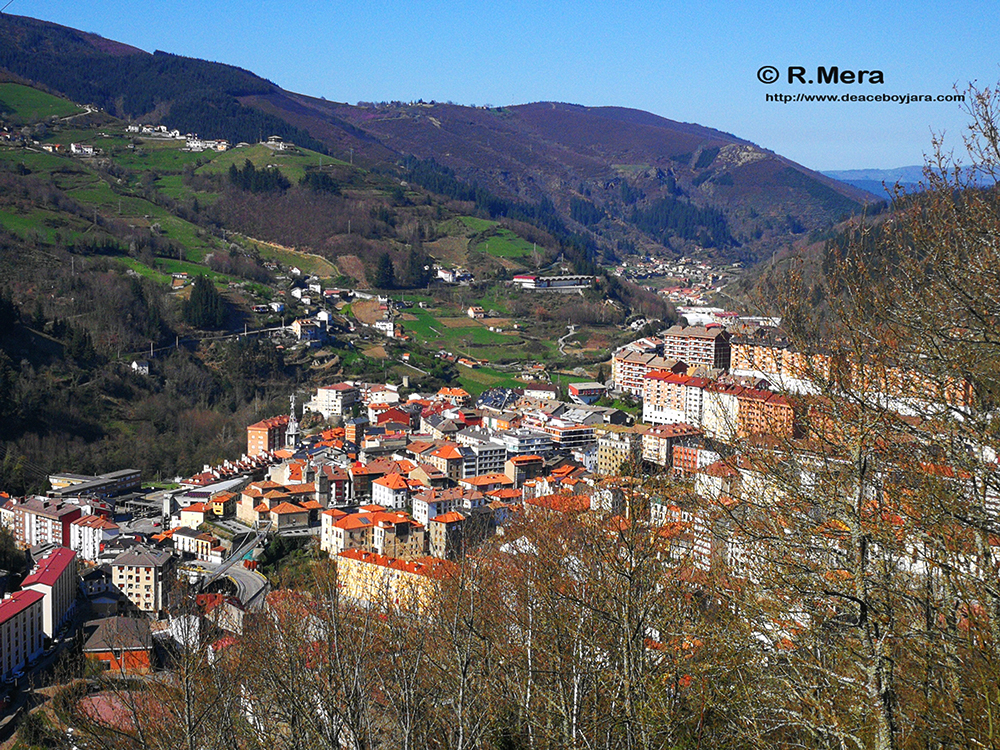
[0, 12, 877, 266]
[821, 166, 926, 197]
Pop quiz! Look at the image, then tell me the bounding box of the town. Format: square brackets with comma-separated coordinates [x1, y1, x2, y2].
[2, 308, 986, 745]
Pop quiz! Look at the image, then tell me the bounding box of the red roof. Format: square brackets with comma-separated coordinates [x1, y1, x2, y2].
[22, 547, 76, 589]
[0, 589, 44, 624]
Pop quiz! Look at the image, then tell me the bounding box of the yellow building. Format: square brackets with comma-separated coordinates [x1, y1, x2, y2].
[334, 550, 452, 613]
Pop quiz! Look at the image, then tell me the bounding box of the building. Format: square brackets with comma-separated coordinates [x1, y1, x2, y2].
[372, 473, 411, 510]
[611, 346, 687, 397]
[596, 429, 643, 476]
[306, 383, 360, 420]
[504, 455, 545, 488]
[48, 469, 141, 499]
[83, 616, 154, 674]
[411, 487, 487, 527]
[247, 415, 289, 456]
[641, 371, 710, 426]
[172, 528, 221, 562]
[334, 550, 450, 613]
[321, 508, 425, 559]
[641, 423, 704, 468]
[500, 429, 552, 457]
[0, 590, 44, 681]
[661, 324, 731, 371]
[111, 547, 175, 614]
[21, 547, 78, 639]
[512, 274, 594, 291]
[1, 497, 82, 548]
[568, 381, 607, 405]
[70, 514, 120, 562]
[703, 383, 795, 441]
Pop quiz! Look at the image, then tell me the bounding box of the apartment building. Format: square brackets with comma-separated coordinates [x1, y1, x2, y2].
[0, 590, 44, 681]
[306, 382, 360, 420]
[70, 514, 120, 562]
[641, 423, 704, 468]
[612, 350, 687, 397]
[21, 547, 78, 639]
[641, 371, 710, 426]
[334, 550, 449, 613]
[1, 497, 82, 548]
[111, 547, 174, 614]
[661, 325, 731, 370]
[596, 429, 643, 476]
[246, 415, 289, 456]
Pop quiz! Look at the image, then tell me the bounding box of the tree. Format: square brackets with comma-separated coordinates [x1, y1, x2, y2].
[372, 252, 395, 289]
[183, 275, 227, 330]
[723, 80, 1000, 750]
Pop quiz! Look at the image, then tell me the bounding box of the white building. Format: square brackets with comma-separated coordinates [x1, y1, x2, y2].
[70, 514, 120, 562]
[0, 590, 44, 681]
[306, 383, 360, 420]
[371, 473, 411, 510]
[21, 547, 77, 639]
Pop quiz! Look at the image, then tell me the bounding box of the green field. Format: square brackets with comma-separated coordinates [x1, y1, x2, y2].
[0, 83, 82, 123]
[198, 144, 349, 184]
[249, 239, 339, 277]
[115, 257, 173, 285]
[114, 140, 208, 171]
[454, 216, 496, 233]
[457, 365, 527, 397]
[472, 227, 535, 259]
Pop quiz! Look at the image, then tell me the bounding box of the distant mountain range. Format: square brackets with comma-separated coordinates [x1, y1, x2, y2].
[0, 12, 879, 265]
[821, 166, 926, 197]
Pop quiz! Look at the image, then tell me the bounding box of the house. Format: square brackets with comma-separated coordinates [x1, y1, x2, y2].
[131, 360, 150, 376]
[269, 502, 310, 531]
[179, 502, 209, 528]
[83, 616, 154, 674]
[467, 306, 486, 319]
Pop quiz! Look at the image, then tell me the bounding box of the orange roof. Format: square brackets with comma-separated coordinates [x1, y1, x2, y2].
[462, 473, 514, 487]
[270, 502, 307, 515]
[337, 549, 456, 579]
[487, 488, 522, 500]
[508, 454, 543, 464]
[335, 514, 376, 530]
[183, 503, 208, 513]
[299, 500, 324, 510]
[526, 493, 591, 513]
[374, 473, 410, 490]
[432, 444, 463, 460]
[431, 511, 466, 524]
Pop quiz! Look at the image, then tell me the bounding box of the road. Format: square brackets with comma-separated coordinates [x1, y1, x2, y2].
[558, 324, 577, 355]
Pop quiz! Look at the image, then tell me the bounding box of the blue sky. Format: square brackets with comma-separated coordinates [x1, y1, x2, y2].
[15, 0, 1000, 170]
